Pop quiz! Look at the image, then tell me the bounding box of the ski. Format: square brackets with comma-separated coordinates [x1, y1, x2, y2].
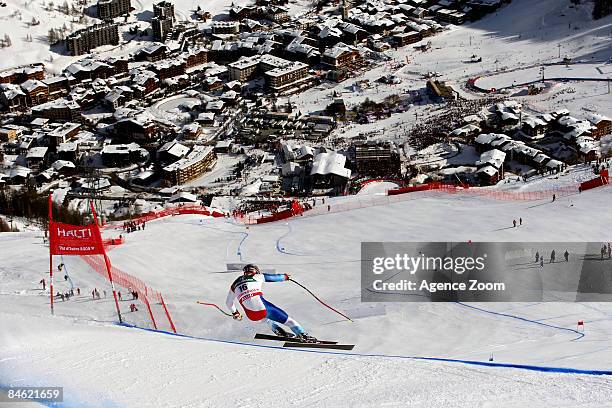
[254, 333, 337, 344]
[283, 342, 355, 351]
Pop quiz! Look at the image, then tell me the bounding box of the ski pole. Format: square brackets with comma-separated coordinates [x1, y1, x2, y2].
[196, 301, 240, 319]
[288, 279, 353, 322]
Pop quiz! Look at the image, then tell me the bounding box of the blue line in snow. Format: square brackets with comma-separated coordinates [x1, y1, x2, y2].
[456, 302, 585, 340]
[117, 323, 610, 376]
[236, 232, 248, 262]
[196, 222, 248, 262]
[275, 224, 305, 256]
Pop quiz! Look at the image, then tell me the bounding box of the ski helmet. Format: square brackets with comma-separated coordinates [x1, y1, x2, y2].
[243, 264, 260, 275]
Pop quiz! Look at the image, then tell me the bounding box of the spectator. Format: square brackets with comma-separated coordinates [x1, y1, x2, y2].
[40, 278, 46, 290]
[550, 250, 555, 263]
[564, 250, 569, 262]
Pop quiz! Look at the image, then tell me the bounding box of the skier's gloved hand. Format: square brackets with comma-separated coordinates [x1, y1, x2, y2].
[284, 273, 291, 280]
[232, 311, 242, 320]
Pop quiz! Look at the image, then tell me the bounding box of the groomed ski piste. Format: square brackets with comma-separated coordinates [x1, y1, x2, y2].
[2, 170, 612, 407]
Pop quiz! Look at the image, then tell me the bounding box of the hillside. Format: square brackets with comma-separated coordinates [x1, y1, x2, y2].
[2, 177, 612, 406]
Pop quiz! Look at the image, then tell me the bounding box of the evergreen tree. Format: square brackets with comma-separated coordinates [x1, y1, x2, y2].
[593, 0, 612, 19]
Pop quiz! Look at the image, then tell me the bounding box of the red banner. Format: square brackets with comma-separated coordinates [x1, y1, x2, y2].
[49, 221, 104, 255]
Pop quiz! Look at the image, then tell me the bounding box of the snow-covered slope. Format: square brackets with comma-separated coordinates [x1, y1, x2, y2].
[2, 179, 612, 407]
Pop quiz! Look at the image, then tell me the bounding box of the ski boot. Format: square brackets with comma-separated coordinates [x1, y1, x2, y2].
[296, 333, 318, 343]
[273, 326, 294, 338]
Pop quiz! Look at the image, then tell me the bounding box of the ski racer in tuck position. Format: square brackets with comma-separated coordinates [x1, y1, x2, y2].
[226, 264, 315, 341]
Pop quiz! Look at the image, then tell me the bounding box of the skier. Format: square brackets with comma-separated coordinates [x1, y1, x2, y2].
[552, 194, 556, 202]
[226, 264, 314, 341]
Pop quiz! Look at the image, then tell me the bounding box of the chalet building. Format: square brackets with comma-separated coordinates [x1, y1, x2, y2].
[51, 159, 77, 176]
[42, 76, 72, 100]
[466, 0, 503, 19]
[25, 147, 49, 170]
[520, 116, 549, 138]
[229, 5, 256, 20]
[228, 57, 259, 82]
[152, 59, 186, 80]
[204, 76, 224, 92]
[434, 8, 466, 24]
[212, 21, 240, 35]
[134, 44, 168, 62]
[101, 143, 143, 166]
[264, 62, 310, 93]
[354, 141, 401, 177]
[214, 139, 233, 153]
[97, 0, 131, 20]
[157, 141, 189, 164]
[0, 64, 45, 84]
[474, 133, 510, 153]
[586, 114, 612, 139]
[20, 80, 49, 106]
[393, 31, 422, 46]
[163, 146, 217, 185]
[338, 22, 369, 45]
[106, 56, 129, 76]
[65, 59, 113, 82]
[104, 86, 133, 110]
[131, 70, 159, 97]
[197, 112, 216, 126]
[115, 117, 159, 142]
[321, 43, 361, 69]
[0, 84, 27, 111]
[228, 54, 290, 82]
[264, 6, 290, 23]
[31, 99, 81, 122]
[66, 23, 120, 56]
[185, 48, 208, 68]
[475, 149, 505, 185]
[182, 123, 202, 140]
[46, 122, 81, 150]
[310, 151, 351, 194]
[57, 142, 79, 162]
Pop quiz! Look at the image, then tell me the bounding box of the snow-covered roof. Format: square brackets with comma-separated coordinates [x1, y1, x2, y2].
[168, 192, 198, 203]
[159, 141, 189, 158]
[476, 165, 498, 177]
[26, 147, 48, 159]
[476, 149, 506, 169]
[474, 133, 508, 145]
[310, 151, 351, 179]
[52, 160, 76, 171]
